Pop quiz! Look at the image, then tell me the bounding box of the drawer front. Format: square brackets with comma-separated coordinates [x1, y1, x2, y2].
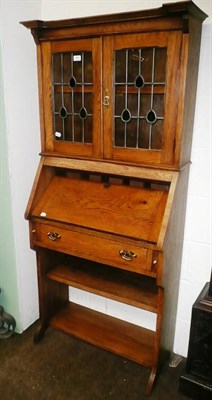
[31, 223, 154, 275]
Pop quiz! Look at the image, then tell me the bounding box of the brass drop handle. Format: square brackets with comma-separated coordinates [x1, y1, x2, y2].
[119, 249, 137, 261]
[103, 88, 110, 107]
[47, 232, 61, 241]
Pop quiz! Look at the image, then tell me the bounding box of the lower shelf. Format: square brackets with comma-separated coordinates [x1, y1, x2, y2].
[49, 301, 156, 368]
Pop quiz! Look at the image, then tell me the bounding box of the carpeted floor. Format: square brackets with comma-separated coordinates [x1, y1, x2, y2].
[0, 321, 191, 400]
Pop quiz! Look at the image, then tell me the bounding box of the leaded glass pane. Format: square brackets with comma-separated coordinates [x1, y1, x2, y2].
[135, 75, 145, 88]
[72, 54, 83, 82]
[74, 93, 82, 113]
[54, 115, 63, 139]
[54, 92, 62, 112]
[154, 48, 167, 82]
[151, 120, 163, 149]
[63, 53, 72, 82]
[115, 91, 125, 115]
[121, 109, 131, 123]
[146, 109, 157, 124]
[84, 117, 93, 143]
[115, 118, 125, 147]
[52, 51, 93, 143]
[74, 115, 82, 142]
[64, 116, 73, 141]
[128, 50, 139, 82]
[114, 47, 166, 150]
[69, 76, 77, 88]
[140, 94, 151, 117]
[138, 120, 149, 149]
[84, 52, 93, 82]
[128, 93, 138, 115]
[53, 53, 61, 83]
[84, 93, 93, 116]
[59, 106, 67, 119]
[153, 94, 164, 116]
[126, 119, 138, 148]
[79, 107, 87, 120]
[115, 50, 126, 82]
[140, 48, 153, 82]
[64, 93, 72, 114]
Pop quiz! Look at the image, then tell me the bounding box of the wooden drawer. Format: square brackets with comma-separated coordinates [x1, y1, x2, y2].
[31, 222, 155, 275]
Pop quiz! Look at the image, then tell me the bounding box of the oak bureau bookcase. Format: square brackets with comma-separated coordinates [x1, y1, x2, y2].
[21, 1, 207, 395]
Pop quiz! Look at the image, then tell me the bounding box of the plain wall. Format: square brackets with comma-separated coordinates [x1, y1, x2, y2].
[0, 42, 21, 331]
[0, 0, 41, 330]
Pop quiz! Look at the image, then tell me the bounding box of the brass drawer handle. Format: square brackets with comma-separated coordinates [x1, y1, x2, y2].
[119, 249, 137, 261]
[47, 232, 61, 241]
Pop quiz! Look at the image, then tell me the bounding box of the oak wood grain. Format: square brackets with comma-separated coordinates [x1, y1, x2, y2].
[31, 175, 168, 243]
[49, 302, 156, 367]
[47, 258, 158, 312]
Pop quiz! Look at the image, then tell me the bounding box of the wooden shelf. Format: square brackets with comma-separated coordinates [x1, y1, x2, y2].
[49, 302, 156, 367]
[47, 259, 158, 312]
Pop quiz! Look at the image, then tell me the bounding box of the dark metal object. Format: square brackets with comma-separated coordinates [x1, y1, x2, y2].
[47, 231, 61, 241]
[0, 305, 16, 339]
[119, 249, 137, 261]
[208, 269, 212, 297]
[199, 269, 212, 307]
[180, 278, 212, 399]
[187, 284, 212, 381]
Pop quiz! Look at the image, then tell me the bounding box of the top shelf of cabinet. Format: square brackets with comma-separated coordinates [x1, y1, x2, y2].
[21, 1, 207, 44]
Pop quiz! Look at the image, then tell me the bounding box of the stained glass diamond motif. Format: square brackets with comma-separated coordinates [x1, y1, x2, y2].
[121, 109, 132, 123]
[79, 107, 88, 120]
[114, 47, 166, 150]
[59, 106, 68, 119]
[69, 76, 77, 88]
[52, 51, 93, 143]
[146, 109, 157, 124]
[134, 75, 145, 88]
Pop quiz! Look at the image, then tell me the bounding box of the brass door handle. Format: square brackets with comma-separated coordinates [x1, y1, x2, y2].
[47, 232, 61, 241]
[119, 249, 137, 261]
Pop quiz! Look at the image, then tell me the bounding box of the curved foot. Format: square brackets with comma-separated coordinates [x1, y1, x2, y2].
[146, 366, 157, 395]
[33, 322, 48, 344]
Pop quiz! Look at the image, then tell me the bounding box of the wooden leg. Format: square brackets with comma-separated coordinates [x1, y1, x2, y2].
[33, 321, 48, 344]
[146, 366, 157, 395]
[33, 249, 69, 344]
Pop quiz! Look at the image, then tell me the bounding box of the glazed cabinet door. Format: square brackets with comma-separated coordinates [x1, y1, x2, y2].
[103, 32, 182, 166]
[40, 38, 102, 158]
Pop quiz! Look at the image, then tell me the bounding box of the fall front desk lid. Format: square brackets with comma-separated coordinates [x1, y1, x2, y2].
[31, 175, 168, 244]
